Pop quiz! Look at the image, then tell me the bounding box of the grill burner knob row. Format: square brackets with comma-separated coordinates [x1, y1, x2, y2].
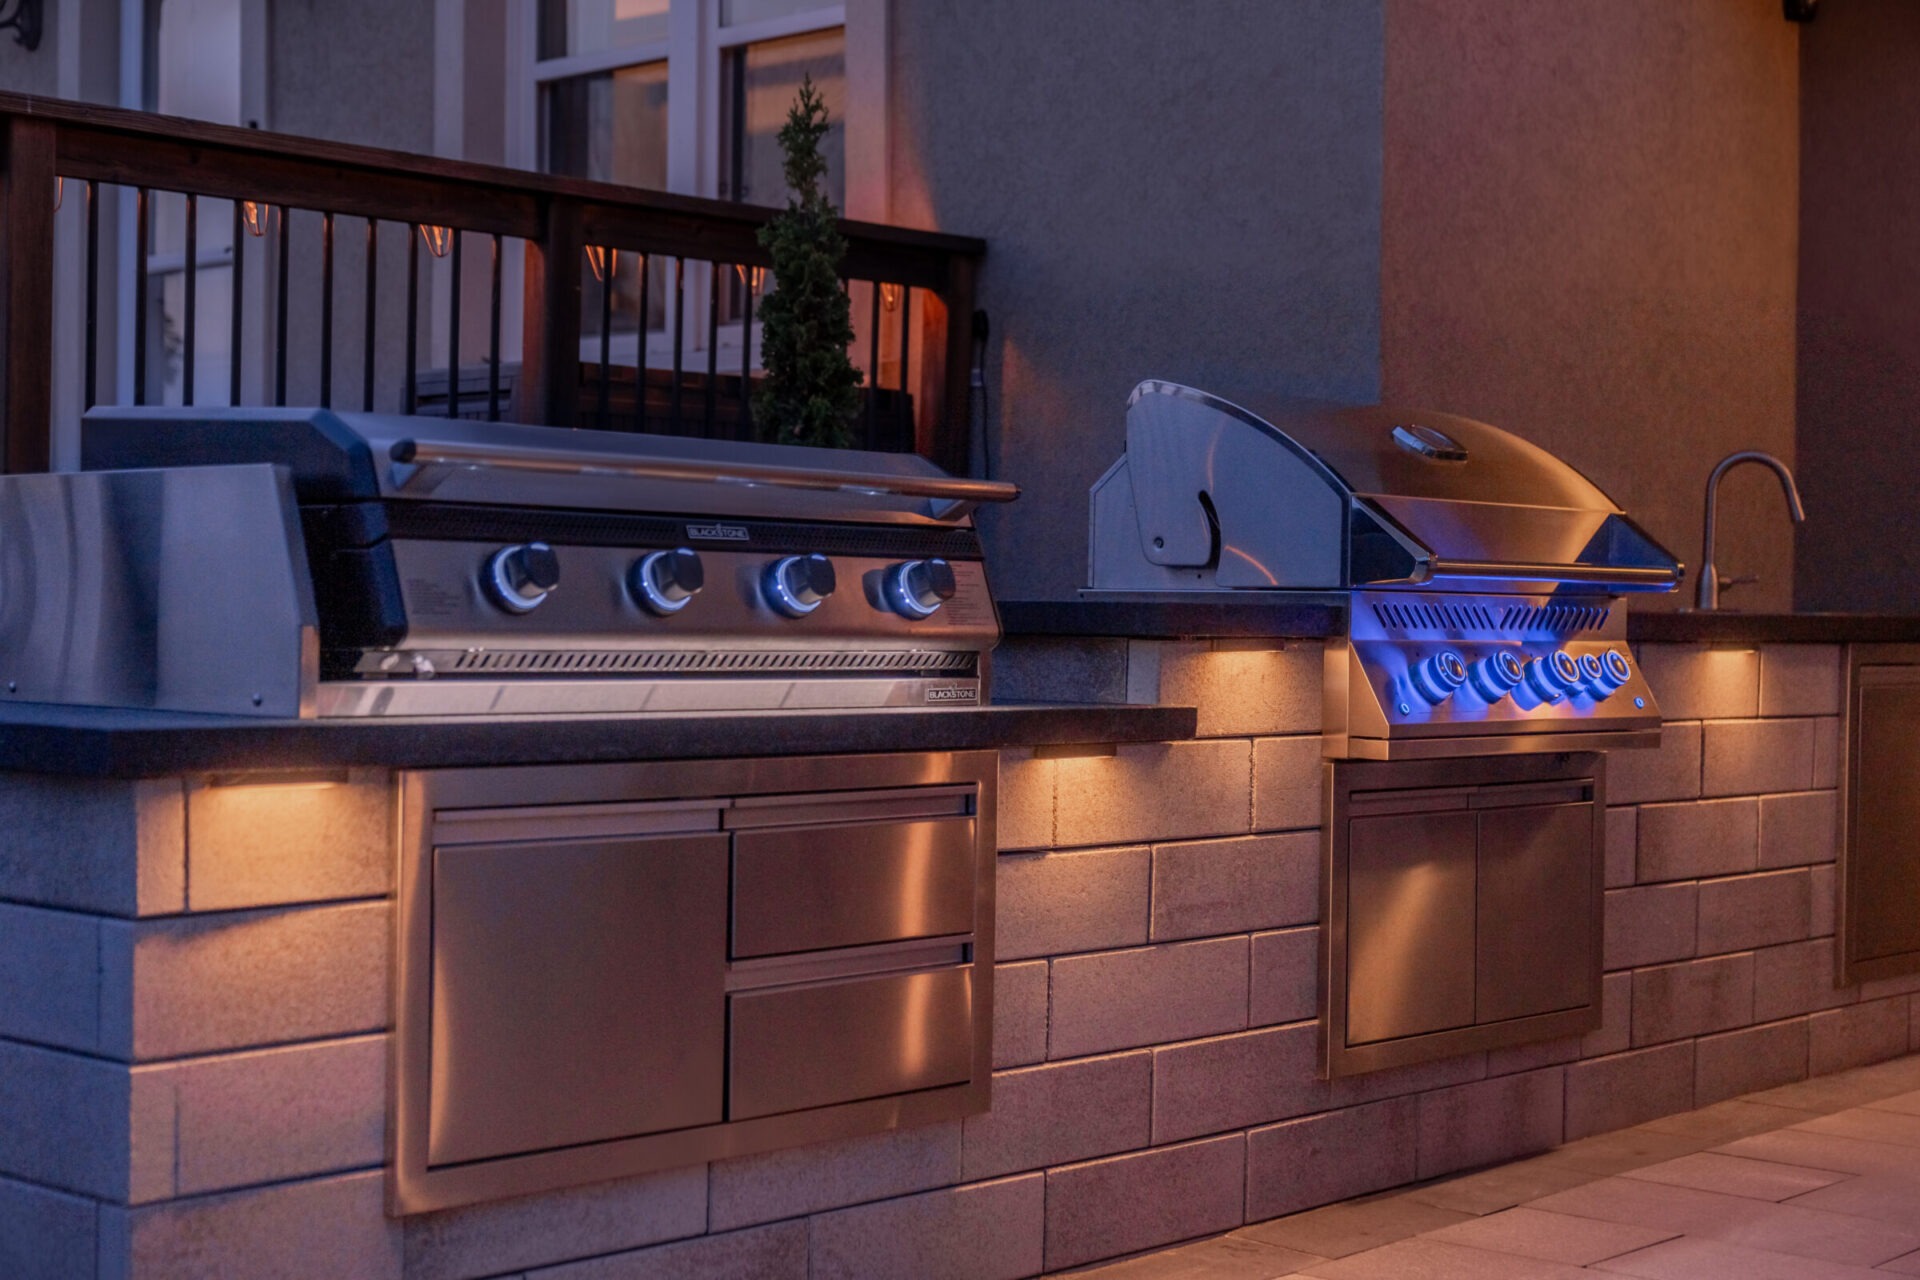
[485, 542, 561, 614]
[1470, 651, 1526, 703]
[1410, 650, 1468, 704]
[632, 547, 705, 615]
[1525, 650, 1583, 701]
[765, 554, 837, 617]
[885, 558, 958, 619]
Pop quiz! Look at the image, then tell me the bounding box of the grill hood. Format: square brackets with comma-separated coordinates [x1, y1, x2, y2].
[1089, 381, 1681, 595]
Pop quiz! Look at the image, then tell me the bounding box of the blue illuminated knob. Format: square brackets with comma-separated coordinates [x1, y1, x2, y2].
[1470, 651, 1525, 703]
[1410, 650, 1469, 704]
[1578, 653, 1606, 693]
[1593, 649, 1632, 697]
[1525, 650, 1582, 701]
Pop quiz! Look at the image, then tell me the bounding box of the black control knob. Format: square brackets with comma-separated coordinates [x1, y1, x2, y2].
[885, 558, 958, 619]
[485, 542, 560, 614]
[765, 554, 836, 617]
[631, 547, 704, 615]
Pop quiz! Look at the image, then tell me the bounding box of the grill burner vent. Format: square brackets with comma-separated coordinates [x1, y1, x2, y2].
[441, 649, 976, 676]
[1369, 601, 1611, 637]
[1499, 604, 1611, 634]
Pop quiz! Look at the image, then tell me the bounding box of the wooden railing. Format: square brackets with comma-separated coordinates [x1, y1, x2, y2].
[0, 92, 984, 473]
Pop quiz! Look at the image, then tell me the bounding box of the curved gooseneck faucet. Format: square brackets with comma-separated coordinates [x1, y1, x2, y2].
[1696, 451, 1805, 610]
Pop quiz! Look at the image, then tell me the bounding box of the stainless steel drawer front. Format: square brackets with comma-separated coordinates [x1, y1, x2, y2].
[728, 966, 975, 1120]
[428, 833, 730, 1166]
[733, 817, 977, 958]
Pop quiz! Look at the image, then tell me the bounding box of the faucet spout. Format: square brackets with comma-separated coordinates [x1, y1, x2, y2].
[1696, 450, 1805, 610]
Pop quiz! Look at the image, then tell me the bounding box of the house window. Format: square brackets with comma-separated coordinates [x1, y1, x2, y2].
[529, 0, 845, 367]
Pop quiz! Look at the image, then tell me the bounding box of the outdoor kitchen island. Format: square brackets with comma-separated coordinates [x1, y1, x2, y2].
[3, 619, 1919, 1279]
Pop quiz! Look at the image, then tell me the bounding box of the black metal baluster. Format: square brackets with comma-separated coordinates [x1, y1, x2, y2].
[866, 281, 881, 446]
[132, 187, 148, 405]
[229, 200, 243, 406]
[275, 205, 289, 406]
[705, 262, 719, 435]
[635, 253, 649, 433]
[405, 224, 419, 412]
[363, 221, 378, 412]
[488, 234, 502, 422]
[83, 181, 98, 411]
[597, 247, 611, 429]
[183, 194, 197, 404]
[319, 211, 334, 408]
[897, 286, 911, 451]
[740, 265, 754, 437]
[447, 230, 461, 418]
[670, 257, 684, 434]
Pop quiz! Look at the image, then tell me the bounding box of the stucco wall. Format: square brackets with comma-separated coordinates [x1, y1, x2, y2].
[0, 6, 59, 98]
[1795, 0, 1920, 612]
[887, 0, 1386, 601]
[269, 0, 435, 152]
[1381, 0, 1800, 612]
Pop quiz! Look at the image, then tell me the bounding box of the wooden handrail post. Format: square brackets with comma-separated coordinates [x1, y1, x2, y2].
[519, 197, 584, 428]
[0, 115, 56, 472]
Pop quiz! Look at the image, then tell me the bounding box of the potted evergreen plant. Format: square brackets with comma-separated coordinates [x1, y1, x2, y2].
[753, 75, 864, 448]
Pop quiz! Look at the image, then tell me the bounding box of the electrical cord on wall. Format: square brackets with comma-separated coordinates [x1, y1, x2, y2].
[970, 309, 993, 479]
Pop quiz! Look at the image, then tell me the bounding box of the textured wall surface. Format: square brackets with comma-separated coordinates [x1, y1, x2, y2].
[887, 0, 1385, 600]
[1796, 0, 1920, 611]
[2, 641, 1908, 1278]
[1382, 1, 1800, 612]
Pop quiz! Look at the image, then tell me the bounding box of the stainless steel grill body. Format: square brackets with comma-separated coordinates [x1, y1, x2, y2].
[1087, 381, 1682, 757]
[43, 408, 1015, 718]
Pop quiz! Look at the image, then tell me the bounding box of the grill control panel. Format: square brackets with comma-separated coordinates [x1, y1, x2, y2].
[1329, 589, 1664, 759]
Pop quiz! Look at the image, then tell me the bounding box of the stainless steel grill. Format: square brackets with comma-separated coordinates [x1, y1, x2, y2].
[1088, 380, 1682, 758]
[0, 408, 1018, 718]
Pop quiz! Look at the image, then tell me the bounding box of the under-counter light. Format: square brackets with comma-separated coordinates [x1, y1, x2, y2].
[1032, 742, 1117, 760]
[206, 768, 350, 790]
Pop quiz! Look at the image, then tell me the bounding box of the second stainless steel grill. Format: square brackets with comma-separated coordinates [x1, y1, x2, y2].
[1088, 380, 1683, 758]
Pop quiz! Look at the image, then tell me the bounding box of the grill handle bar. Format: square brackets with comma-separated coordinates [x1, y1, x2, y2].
[1418, 559, 1683, 590]
[389, 437, 1020, 516]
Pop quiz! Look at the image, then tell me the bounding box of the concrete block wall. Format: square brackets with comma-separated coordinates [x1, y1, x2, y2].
[0, 637, 1907, 1278]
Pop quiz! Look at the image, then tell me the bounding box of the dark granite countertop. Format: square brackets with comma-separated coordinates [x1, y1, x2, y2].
[0, 701, 1196, 779]
[1626, 612, 1920, 645]
[1000, 595, 1347, 640]
[1004, 595, 1920, 648]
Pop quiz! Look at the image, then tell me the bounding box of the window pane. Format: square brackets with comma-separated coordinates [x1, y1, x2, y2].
[720, 29, 845, 209]
[538, 0, 669, 60]
[544, 60, 669, 188]
[719, 0, 838, 28]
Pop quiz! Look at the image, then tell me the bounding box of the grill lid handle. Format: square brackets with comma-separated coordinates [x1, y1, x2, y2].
[387, 437, 1020, 519]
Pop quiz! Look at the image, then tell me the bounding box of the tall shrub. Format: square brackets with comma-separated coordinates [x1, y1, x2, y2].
[754, 75, 863, 448]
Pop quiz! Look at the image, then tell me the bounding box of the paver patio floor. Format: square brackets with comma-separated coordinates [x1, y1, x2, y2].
[1067, 1054, 1920, 1279]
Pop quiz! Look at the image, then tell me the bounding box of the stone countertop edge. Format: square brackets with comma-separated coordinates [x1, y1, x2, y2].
[1003, 598, 1920, 646]
[1625, 611, 1920, 644]
[0, 702, 1198, 779]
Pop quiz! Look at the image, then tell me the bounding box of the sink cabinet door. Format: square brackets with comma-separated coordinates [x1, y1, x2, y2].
[428, 833, 730, 1166]
[1846, 666, 1920, 981]
[1476, 802, 1596, 1023]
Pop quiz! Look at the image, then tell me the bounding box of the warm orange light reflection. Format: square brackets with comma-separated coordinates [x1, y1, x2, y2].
[420, 224, 454, 258]
[585, 245, 617, 283]
[242, 201, 270, 237]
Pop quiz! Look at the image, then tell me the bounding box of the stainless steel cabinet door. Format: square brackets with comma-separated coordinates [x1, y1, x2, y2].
[428, 833, 730, 1166]
[1476, 802, 1594, 1023]
[1847, 668, 1920, 978]
[1346, 811, 1478, 1044]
